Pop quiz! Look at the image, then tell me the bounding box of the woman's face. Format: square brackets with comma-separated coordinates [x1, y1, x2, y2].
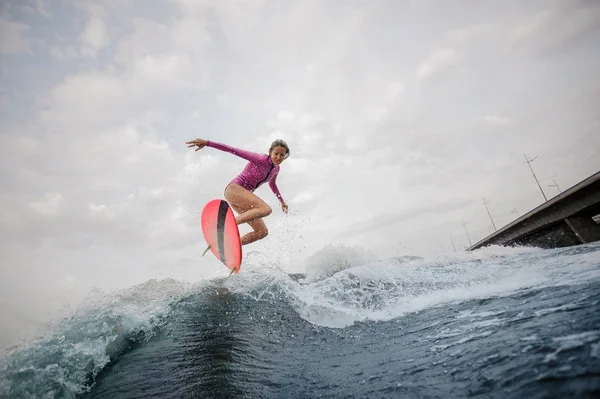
[270, 146, 287, 165]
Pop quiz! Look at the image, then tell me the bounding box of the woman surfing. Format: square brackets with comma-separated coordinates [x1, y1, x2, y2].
[186, 138, 290, 246]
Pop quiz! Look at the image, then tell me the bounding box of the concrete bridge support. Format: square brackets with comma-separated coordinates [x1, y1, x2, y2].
[565, 213, 600, 244]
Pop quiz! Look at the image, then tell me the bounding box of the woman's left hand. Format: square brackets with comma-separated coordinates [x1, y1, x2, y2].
[281, 202, 288, 214]
[186, 138, 208, 151]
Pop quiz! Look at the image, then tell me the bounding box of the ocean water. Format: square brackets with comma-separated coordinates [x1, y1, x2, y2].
[1, 243, 599, 398]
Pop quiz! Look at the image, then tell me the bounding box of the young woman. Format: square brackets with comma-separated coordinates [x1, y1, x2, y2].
[186, 138, 290, 246]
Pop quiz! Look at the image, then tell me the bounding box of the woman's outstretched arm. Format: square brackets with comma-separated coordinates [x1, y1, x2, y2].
[186, 138, 265, 163]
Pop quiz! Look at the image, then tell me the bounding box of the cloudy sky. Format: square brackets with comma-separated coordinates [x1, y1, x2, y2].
[1, 0, 599, 347]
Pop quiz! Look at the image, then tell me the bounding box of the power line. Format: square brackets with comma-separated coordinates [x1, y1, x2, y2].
[462, 220, 472, 246]
[482, 197, 497, 232]
[549, 179, 562, 194]
[449, 233, 457, 252]
[524, 154, 548, 202]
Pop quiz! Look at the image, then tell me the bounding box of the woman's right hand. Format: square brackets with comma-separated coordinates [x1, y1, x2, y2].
[186, 138, 208, 152]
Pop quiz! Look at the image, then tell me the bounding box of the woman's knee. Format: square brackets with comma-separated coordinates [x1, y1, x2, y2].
[258, 227, 269, 239]
[262, 205, 272, 217]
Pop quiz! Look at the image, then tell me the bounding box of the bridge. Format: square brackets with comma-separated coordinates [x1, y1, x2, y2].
[468, 171, 600, 251]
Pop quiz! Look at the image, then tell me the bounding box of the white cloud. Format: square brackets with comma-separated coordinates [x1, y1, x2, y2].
[29, 193, 65, 216]
[50, 45, 79, 61]
[79, 16, 110, 58]
[293, 191, 314, 204]
[0, 18, 31, 55]
[484, 116, 511, 125]
[34, 0, 52, 18]
[383, 82, 404, 102]
[40, 72, 126, 130]
[277, 111, 296, 122]
[510, 1, 600, 54]
[416, 48, 459, 79]
[72, 0, 111, 20]
[446, 23, 494, 45]
[113, 17, 211, 92]
[216, 94, 230, 105]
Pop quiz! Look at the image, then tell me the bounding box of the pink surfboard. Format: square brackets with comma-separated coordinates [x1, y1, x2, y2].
[201, 199, 242, 273]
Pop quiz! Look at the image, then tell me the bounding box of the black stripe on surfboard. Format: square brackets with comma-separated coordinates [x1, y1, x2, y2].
[216, 200, 229, 264]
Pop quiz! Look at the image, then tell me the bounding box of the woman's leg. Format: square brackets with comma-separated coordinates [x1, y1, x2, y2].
[225, 184, 272, 245]
[233, 211, 269, 245]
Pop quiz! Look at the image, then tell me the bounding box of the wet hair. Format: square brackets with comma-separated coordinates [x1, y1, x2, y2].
[269, 139, 290, 159]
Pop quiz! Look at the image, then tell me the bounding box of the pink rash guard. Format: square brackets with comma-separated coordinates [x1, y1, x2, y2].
[207, 141, 285, 203]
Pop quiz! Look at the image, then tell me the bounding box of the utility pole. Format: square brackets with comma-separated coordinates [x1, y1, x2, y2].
[524, 154, 548, 202]
[449, 233, 457, 252]
[462, 220, 472, 246]
[482, 197, 497, 232]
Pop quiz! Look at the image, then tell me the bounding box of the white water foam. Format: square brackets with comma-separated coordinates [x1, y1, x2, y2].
[2, 242, 598, 397]
[0, 278, 197, 398]
[228, 242, 600, 329]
